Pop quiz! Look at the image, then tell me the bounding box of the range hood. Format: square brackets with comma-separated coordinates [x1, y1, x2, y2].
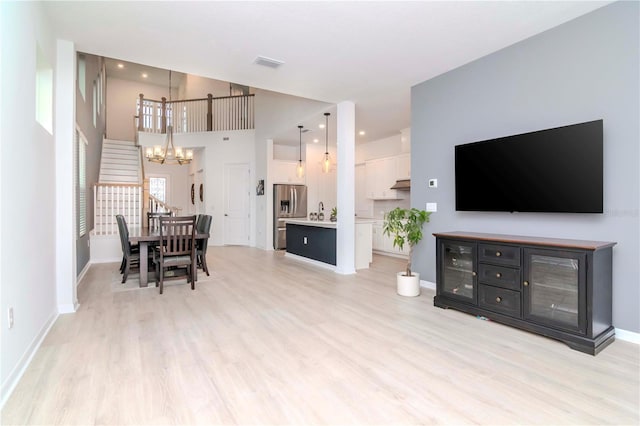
[390, 179, 410, 191]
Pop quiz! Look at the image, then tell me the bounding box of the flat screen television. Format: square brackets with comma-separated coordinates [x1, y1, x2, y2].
[455, 119, 603, 213]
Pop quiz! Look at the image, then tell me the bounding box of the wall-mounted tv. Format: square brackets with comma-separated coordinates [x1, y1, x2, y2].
[455, 119, 603, 213]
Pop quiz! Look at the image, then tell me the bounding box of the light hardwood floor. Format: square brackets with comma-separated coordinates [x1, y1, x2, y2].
[2, 247, 639, 425]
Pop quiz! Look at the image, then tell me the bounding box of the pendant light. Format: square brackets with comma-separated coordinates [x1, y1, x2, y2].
[296, 125, 304, 178]
[145, 70, 193, 165]
[322, 112, 331, 173]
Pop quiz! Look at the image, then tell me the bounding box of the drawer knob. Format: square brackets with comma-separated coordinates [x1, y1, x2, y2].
[496, 251, 502, 257]
[496, 272, 502, 278]
[496, 296, 502, 303]
[472, 271, 477, 277]
[524, 281, 529, 287]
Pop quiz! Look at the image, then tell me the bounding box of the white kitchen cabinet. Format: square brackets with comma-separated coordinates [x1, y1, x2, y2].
[365, 157, 399, 199]
[272, 160, 305, 185]
[396, 153, 411, 180]
[372, 222, 384, 251]
[372, 220, 408, 257]
[355, 222, 373, 269]
[355, 164, 373, 218]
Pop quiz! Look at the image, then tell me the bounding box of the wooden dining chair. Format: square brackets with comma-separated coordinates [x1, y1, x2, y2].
[195, 214, 212, 276]
[153, 215, 197, 294]
[116, 215, 140, 283]
[147, 211, 172, 230]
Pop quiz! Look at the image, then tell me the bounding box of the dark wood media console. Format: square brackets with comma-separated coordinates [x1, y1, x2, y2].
[433, 231, 616, 355]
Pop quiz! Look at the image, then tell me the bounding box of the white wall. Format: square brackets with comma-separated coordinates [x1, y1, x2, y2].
[144, 160, 192, 215]
[0, 1, 59, 404]
[140, 130, 256, 246]
[355, 133, 405, 163]
[180, 74, 231, 99]
[106, 77, 177, 141]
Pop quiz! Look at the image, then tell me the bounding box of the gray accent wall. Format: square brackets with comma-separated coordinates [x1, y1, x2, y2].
[76, 53, 105, 276]
[411, 2, 639, 332]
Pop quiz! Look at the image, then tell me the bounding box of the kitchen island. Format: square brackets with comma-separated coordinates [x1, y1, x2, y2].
[284, 218, 374, 269]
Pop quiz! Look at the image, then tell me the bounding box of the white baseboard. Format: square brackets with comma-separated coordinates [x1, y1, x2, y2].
[615, 328, 640, 344]
[57, 302, 78, 314]
[420, 279, 436, 290]
[0, 310, 58, 410]
[76, 261, 91, 288]
[284, 252, 336, 271]
[90, 257, 121, 264]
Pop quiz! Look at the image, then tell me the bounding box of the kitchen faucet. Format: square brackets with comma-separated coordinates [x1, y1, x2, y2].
[318, 201, 324, 213]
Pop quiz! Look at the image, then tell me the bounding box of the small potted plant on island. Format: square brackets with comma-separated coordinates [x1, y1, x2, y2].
[383, 207, 431, 297]
[330, 207, 337, 222]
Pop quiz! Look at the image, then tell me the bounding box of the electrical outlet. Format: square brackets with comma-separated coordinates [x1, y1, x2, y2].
[426, 203, 438, 212]
[8, 307, 14, 329]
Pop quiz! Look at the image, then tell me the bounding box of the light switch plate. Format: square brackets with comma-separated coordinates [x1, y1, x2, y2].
[426, 203, 437, 212]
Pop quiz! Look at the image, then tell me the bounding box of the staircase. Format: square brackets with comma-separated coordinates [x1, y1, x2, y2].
[90, 139, 144, 263]
[99, 139, 142, 184]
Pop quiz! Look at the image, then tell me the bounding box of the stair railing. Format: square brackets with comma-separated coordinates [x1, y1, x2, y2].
[148, 194, 181, 216]
[93, 183, 143, 235]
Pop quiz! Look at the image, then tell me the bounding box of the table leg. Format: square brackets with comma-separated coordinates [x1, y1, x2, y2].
[139, 242, 149, 287]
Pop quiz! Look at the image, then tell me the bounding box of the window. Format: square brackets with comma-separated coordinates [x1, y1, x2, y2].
[78, 54, 86, 101]
[36, 44, 53, 133]
[149, 177, 167, 203]
[92, 80, 97, 127]
[76, 129, 88, 237]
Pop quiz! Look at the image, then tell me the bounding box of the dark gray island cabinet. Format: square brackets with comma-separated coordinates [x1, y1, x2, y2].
[434, 231, 616, 355]
[286, 222, 337, 266]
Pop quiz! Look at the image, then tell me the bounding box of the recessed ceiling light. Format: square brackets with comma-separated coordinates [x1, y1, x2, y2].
[141, 73, 148, 78]
[359, 130, 366, 136]
[319, 124, 325, 129]
[117, 63, 124, 69]
[313, 138, 319, 143]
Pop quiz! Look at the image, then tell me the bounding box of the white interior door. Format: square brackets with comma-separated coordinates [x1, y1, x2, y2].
[224, 163, 250, 245]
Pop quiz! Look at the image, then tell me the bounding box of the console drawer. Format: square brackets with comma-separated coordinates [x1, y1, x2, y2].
[478, 284, 521, 318]
[478, 264, 521, 291]
[478, 243, 520, 266]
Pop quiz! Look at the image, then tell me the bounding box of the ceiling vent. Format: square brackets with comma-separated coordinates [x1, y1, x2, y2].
[254, 56, 284, 69]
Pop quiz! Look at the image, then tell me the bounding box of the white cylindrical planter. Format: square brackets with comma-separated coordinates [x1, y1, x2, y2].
[397, 272, 420, 297]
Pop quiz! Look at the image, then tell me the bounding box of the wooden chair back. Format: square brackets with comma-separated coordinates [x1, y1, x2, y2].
[148, 211, 172, 230]
[158, 215, 196, 257]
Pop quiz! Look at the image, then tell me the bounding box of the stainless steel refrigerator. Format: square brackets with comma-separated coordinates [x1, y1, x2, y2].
[273, 184, 307, 249]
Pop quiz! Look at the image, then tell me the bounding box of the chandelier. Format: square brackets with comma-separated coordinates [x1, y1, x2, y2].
[145, 70, 193, 165]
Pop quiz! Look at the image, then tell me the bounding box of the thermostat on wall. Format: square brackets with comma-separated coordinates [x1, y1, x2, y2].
[428, 179, 438, 188]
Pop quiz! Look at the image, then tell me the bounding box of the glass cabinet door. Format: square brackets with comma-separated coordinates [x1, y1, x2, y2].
[438, 240, 477, 303]
[523, 249, 586, 334]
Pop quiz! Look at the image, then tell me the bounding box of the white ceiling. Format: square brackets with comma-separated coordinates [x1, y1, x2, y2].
[43, 1, 609, 143]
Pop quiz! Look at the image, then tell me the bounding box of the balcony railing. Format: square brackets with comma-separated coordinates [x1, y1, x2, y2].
[137, 93, 254, 134]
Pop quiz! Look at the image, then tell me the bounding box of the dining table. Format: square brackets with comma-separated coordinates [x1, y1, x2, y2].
[128, 226, 210, 287]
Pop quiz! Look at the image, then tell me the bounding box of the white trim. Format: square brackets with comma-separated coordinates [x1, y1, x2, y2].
[0, 311, 58, 410]
[76, 261, 91, 288]
[615, 328, 640, 345]
[58, 302, 79, 314]
[284, 252, 336, 271]
[420, 279, 436, 290]
[91, 257, 122, 264]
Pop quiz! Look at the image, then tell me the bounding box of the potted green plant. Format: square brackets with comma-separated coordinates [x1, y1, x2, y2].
[330, 206, 337, 222]
[383, 207, 431, 296]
